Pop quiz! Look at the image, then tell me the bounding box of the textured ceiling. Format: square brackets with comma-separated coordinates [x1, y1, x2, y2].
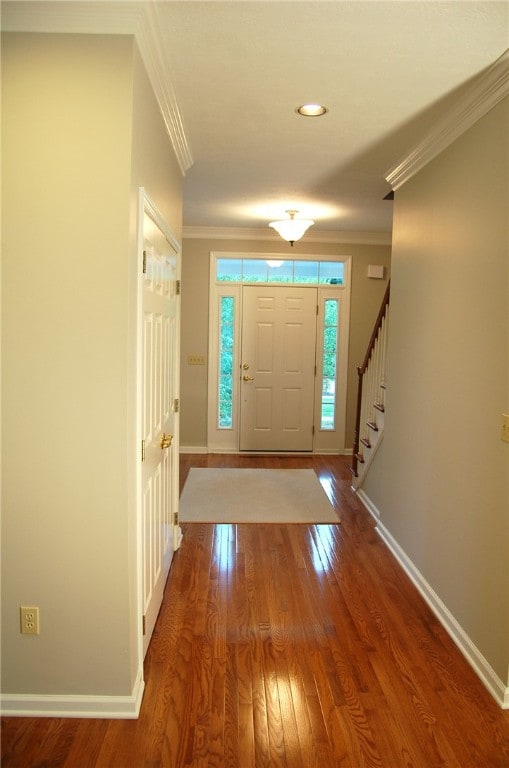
[3, 1, 508, 238]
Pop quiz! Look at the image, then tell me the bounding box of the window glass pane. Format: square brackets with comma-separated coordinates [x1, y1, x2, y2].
[324, 298, 338, 326]
[321, 299, 339, 430]
[217, 258, 242, 282]
[321, 380, 335, 430]
[218, 296, 234, 428]
[323, 352, 336, 377]
[215, 257, 345, 286]
[220, 351, 233, 374]
[242, 259, 268, 282]
[319, 261, 344, 285]
[294, 260, 319, 284]
[267, 260, 293, 283]
[218, 375, 233, 426]
[323, 328, 337, 355]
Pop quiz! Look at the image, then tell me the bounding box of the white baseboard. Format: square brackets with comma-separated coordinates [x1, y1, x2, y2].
[181, 446, 353, 456]
[174, 524, 183, 550]
[0, 668, 145, 719]
[357, 492, 509, 710]
[356, 489, 380, 519]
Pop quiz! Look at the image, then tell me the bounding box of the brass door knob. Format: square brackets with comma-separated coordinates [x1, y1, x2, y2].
[242, 375, 254, 382]
[160, 433, 173, 449]
[242, 363, 250, 370]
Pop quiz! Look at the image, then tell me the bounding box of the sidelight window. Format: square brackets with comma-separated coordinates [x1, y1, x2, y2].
[218, 296, 235, 428]
[321, 299, 339, 430]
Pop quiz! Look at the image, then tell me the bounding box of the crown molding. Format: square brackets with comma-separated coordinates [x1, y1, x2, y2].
[386, 49, 509, 191]
[136, 4, 193, 175]
[182, 226, 392, 246]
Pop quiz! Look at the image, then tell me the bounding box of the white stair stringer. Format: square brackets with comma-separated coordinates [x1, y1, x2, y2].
[351, 407, 384, 490]
[350, 282, 390, 486]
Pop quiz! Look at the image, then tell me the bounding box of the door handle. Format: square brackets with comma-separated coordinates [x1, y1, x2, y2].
[160, 433, 173, 449]
[243, 375, 254, 382]
[242, 363, 250, 370]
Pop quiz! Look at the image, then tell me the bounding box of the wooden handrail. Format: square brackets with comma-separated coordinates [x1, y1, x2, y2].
[351, 281, 390, 477]
[359, 281, 390, 375]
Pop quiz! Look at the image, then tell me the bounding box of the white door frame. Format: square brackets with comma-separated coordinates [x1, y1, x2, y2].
[207, 252, 351, 454]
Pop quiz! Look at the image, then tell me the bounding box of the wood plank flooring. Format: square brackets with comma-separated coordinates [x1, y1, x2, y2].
[2, 454, 509, 767]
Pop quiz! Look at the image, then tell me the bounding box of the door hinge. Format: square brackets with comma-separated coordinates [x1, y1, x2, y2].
[142, 250, 147, 274]
[174, 398, 180, 413]
[312, 425, 315, 435]
[316, 304, 319, 315]
[142, 615, 146, 635]
[176, 279, 181, 295]
[141, 439, 146, 462]
[173, 511, 179, 526]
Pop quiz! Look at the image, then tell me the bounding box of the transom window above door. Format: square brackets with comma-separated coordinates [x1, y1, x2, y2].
[216, 257, 344, 285]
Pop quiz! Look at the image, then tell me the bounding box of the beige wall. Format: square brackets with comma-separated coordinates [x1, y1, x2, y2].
[1, 32, 183, 705]
[180, 238, 391, 449]
[363, 97, 509, 686]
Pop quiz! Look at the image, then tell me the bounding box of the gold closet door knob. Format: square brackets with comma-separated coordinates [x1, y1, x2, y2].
[242, 363, 250, 370]
[243, 375, 254, 382]
[160, 433, 173, 449]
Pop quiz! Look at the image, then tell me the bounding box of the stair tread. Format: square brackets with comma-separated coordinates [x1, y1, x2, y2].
[366, 420, 378, 432]
[374, 402, 385, 413]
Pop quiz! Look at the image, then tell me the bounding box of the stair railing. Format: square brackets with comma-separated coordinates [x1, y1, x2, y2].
[351, 281, 390, 478]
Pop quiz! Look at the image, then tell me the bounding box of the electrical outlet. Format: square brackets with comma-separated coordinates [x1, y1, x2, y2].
[20, 606, 40, 635]
[502, 413, 509, 444]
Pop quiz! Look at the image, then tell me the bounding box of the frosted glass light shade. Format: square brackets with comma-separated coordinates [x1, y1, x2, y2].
[269, 214, 314, 243]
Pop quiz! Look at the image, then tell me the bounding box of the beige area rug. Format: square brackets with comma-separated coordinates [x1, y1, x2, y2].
[179, 468, 340, 524]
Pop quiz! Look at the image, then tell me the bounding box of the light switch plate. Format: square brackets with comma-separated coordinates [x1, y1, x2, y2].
[188, 355, 205, 366]
[502, 413, 509, 443]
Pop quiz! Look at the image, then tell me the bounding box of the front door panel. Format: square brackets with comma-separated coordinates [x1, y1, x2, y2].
[240, 285, 317, 451]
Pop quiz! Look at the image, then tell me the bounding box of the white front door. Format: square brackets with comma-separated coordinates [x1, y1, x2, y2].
[239, 285, 317, 451]
[141, 206, 180, 656]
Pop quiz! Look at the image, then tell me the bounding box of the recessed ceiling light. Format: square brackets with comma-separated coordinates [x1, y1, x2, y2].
[296, 104, 328, 117]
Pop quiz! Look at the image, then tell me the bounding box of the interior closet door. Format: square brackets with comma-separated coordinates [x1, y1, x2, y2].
[141, 208, 180, 656]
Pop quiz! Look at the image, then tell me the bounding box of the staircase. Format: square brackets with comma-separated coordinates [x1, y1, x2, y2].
[350, 282, 390, 489]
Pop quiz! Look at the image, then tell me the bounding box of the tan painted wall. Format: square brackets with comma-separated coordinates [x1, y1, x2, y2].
[1, 32, 183, 701]
[363, 97, 509, 685]
[180, 238, 391, 449]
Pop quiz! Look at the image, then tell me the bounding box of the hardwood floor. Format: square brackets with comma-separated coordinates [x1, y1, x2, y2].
[2, 454, 509, 767]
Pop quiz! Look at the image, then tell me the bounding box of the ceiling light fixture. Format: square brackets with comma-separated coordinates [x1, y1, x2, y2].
[296, 104, 328, 117]
[269, 210, 314, 246]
